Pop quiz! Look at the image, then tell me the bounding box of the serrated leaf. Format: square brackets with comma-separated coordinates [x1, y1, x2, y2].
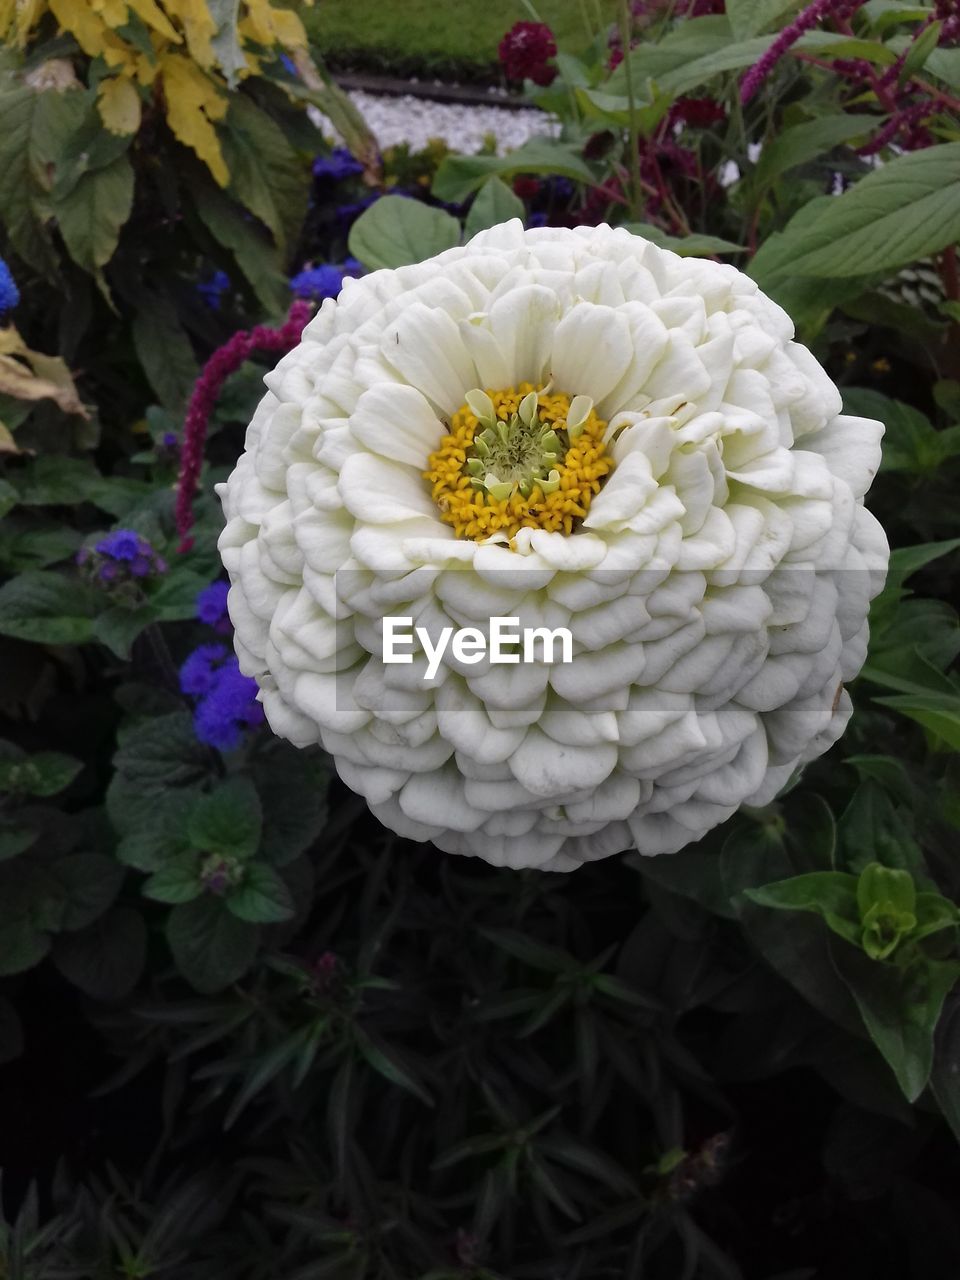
[226, 861, 294, 923]
[159, 52, 229, 186]
[0, 750, 81, 797]
[52, 853, 125, 930]
[188, 777, 262, 858]
[0, 571, 98, 645]
[166, 895, 259, 993]
[220, 93, 307, 251]
[193, 179, 290, 313]
[132, 295, 199, 413]
[53, 149, 134, 273]
[349, 195, 461, 271]
[143, 851, 203, 904]
[114, 712, 211, 787]
[0, 917, 50, 977]
[53, 906, 146, 1000]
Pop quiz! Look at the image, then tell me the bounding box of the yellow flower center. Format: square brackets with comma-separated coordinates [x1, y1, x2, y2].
[424, 384, 613, 542]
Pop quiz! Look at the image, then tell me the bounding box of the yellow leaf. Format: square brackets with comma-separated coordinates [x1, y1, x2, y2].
[267, 6, 306, 48]
[92, 0, 129, 27]
[0, 420, 20, 455]
[50, 0, 110, 56]
[127, 0, 180, 42]
[164, 0, 216, 67]
[159, 53, 229, 186]
[0, 353, 88, 417]
[98, 76, 142, 134]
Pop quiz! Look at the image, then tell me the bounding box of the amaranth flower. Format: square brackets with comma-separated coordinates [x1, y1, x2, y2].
[217, 222, 888, 872]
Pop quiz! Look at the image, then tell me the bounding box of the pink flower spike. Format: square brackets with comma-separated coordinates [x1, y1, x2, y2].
[739, 0, 868, 104]
[175, 301, 313, 552]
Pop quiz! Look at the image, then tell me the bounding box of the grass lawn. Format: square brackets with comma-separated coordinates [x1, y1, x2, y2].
[307, 0, 618, 79]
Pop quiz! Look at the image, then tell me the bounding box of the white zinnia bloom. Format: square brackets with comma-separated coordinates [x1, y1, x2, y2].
[217, 222, 888, 872]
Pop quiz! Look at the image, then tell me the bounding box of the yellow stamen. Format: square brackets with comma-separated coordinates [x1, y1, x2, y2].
[424, 384, 613, 541]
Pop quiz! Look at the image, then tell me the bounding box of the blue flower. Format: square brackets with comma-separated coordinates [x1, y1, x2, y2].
[527, 212, 549, 228]
[179, 644, 229, 696]
[96, 529, 146, 562]
[198, 269, 230, 310]
[280, 52, 298, 77]
[0, 258, 19, 319]
[335, 193, 378, 225]
[290, 264, 344, 301]
[313, 147, 364, 182]
[343, 256, 364, 277]
[196, 580, 230, 628]
[192, 658, 265, 751]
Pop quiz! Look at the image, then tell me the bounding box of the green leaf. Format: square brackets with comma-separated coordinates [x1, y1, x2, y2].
[0, 995, 23, 1065]
[114, 712, 211, 787]
[348, 195, 461, 271]
[108, 773, 195, 870]
[464, 177, 525, 239]
[188, 777, 262, 858]
[622, 222, 747, 256]
[166, 895, 259, 993]
[843, 387, 960, 475]
[754, 145, 960, 281]
[0, 750, 81, 797]
[659, 35, 778, 95]
[0, 86, 85, 274]
[132, 294, 199, 413]
[52, 854, 125, 930]
[142, 851, 203, 904]
[752, 114, 876, 190]
[0, 917, 50, 977]
[0, 824, 38, 862]
[874, 693, 960, 750]
[727, 0, 800, 37]
[432, 139, 595, 203]
[931, 997, 960, 1141]
[52, 906, 147, 1000]
[745, 871, 862, 944]
[0, 479, 17, 519]
[226, 861, 295, 923]
[900, 19, 942, 82]
[831, 942, 960, 1101]
[53, 150, 134, 273]
[0, 571, 98, 645]
[193, 180, 290, 313]
[353, 1025, 434, 1107]
[92, 603, 158, 661]
[220, 94, 308, 254]
[252, 744, 330, 865]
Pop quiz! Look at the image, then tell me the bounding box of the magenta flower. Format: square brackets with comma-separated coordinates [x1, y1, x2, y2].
[498, 21, 558, 87]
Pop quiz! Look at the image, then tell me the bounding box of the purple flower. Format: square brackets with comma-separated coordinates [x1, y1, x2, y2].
[290, 264, 345, 301]
[96, 529, 143, 561]
[740, 0, 869, 103]
[313, 147, 364, 182]
[196, 580, 230, 628]
[179, 643, 230, 696]
[198, 269, 230, 310]
[335, 194, 378, 225]
[162, 431, 179, 449]
[192, 659, 265, 751]
[0, 258, 19, 318]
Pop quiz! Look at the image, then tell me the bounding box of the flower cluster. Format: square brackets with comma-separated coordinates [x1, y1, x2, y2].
[198, 270, 230, 310]
[289, 261, 366, 302]
[218, 222, 888, 871]
[0, 257, 19, 319]
[313, 147, 366, 182]
[179, 582, 266, 750]
[498, 21, 558, 87]
[78, 529, 167, 589]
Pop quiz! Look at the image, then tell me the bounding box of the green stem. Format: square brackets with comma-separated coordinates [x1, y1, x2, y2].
[617, 0, 644, 221]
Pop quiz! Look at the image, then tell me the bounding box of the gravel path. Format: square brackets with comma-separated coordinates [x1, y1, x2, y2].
[314, 87, 560, 155]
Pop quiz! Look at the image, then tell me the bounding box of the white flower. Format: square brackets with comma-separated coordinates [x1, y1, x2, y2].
[217, 221, 888, 872]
